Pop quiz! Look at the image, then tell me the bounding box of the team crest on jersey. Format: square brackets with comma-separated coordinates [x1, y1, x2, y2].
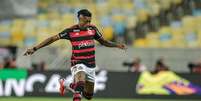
[87, 28, 93, 35]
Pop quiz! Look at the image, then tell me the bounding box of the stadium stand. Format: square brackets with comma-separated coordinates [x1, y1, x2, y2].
[1, 0, 200, 48]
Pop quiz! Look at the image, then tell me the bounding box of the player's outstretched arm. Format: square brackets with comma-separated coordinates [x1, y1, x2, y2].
[97, 37, 127, 50]
[24, 34, 60, 56]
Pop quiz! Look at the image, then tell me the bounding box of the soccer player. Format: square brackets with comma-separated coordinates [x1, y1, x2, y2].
[24, 9, 126, 101]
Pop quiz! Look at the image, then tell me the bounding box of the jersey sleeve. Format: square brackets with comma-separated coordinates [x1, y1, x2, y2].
[58, 28, 70, 40]
[93, 26, 103, 40]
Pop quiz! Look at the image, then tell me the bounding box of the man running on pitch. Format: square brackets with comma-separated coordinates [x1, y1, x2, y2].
[24, 9, 126, 101]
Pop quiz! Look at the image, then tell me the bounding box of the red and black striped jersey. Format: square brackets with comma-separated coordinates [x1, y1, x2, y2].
[58, 24, 103, 68]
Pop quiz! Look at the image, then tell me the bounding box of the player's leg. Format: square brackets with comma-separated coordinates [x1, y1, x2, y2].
[73, 71, 86, 101]
[83, 80, 94, 100]
[59, 64, 86, 96]
[73, 65, 95, 100]
[59, 64, 94, 101]
[74, 71, 95, 100]
[74, 71, 86, 92]
[82, 67, 95, 100]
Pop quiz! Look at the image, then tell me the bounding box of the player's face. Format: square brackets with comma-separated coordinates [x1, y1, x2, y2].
[79, 15, 91, 24]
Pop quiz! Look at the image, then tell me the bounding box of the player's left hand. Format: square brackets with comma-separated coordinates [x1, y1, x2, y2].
[117, 44, 127, 50]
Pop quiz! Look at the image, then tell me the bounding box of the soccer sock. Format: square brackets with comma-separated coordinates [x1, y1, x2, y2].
[73, 92, 82, 101]
[73, 81, 85, 101]
[69, 83, 76, 89]
[74, 81, 85, 93]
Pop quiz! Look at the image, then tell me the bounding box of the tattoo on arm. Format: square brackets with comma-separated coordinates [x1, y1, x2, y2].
[97, 38, 118, 47]
[34, 35, 60, 50]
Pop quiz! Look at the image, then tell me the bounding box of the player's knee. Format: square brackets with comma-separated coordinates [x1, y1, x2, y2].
[83, 92, 93, 100]
[75, 71, 86, 82]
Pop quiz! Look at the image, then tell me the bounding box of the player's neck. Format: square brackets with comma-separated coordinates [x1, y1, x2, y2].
[78, 22, 90, 27]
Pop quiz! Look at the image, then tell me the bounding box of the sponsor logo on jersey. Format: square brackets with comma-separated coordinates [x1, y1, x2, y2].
[78, 41, 94, 49]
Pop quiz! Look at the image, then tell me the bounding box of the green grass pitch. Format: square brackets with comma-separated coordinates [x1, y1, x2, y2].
[0, 97, 199, 101]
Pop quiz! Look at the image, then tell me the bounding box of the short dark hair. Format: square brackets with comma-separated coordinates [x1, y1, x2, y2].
[77, 9, 92, 17]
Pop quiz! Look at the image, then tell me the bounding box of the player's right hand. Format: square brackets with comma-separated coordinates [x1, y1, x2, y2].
[117, 43, 127, 50]
[23, 47, 36, 56]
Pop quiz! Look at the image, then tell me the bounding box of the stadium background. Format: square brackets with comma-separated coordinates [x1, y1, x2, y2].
[0, 0, 201, 101]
